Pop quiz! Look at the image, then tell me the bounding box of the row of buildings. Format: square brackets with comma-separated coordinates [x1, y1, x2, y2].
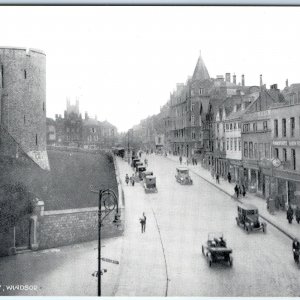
[130, 53, 300, 208]
[47, 99, 118, 149]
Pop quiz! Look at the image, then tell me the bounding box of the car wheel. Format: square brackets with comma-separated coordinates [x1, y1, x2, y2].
[246, 227, 249, 234]
[236, 218, 239, 226]
[229, 257, 233, 267]
[202, 246, 204, 255]
[263, 224, 266, 233]
[209, 260, 212, 267]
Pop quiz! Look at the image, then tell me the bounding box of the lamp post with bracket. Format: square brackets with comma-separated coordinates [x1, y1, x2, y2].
[90, 186, 120, 296]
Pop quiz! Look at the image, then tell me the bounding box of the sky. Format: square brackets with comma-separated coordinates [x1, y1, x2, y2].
[0, 6, 300, 132]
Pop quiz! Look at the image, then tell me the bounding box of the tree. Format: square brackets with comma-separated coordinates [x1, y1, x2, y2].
[0, 182, 34, 232]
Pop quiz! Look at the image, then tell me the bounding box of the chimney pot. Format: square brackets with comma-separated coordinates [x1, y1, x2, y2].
[242, 74, 245, 87]
[260, 74, 263, 86]
[233, 74, 236, 85]
[225, 73, 231, 83]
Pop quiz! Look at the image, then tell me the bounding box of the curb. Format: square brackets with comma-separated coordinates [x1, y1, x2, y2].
[166, 156, 296, 241]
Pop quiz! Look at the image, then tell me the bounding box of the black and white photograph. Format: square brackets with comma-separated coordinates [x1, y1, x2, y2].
[1, 4, 300, 297]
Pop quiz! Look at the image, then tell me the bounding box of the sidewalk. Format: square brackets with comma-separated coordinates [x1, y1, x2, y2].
[112, 157, 166, 296]
[167, 154, 300, 241]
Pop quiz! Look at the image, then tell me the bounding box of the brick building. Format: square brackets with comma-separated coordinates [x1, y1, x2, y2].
[270, 94, 300, 208]
[241, 84, 285, 198]
[48, 100, 117, 149]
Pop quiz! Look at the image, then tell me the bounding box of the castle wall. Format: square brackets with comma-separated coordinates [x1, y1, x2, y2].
[0, 47, 49, 170]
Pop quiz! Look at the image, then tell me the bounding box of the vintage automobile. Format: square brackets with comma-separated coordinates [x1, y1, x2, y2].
[135, 161, 143, 171]
[236, 203, 266, 233]
[141, 170, 154, 180]
[143, 175, 157, 193]
[132, 158, 140, 168]
[175, 167, 193, 185]
[137, 165, 147, 180]
[202, 232, 233, 267]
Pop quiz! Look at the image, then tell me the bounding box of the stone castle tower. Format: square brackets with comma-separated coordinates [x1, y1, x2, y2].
[0, 47, 49, 170]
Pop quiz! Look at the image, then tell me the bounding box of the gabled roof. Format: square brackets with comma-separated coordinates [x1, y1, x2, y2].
[192, 53, 210, 82]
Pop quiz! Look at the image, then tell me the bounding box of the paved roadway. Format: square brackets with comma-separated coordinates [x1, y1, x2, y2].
[116, 154, 300, 297]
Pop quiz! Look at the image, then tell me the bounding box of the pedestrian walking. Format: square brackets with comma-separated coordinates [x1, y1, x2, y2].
[242, 184, 246, 197]
[227, 172, 231, 183]
[287, 206, 294, 224]
[295, 206, 300, 224]
[195, 158, 197, 165]
[179, 156, 182, 165]
[234, 184, 239, 198]
[216, 174, 220, 184]
[125, 174, 129, 185]
[238, 185, 242, 196]
[139, 212, 146, 233]
[130, 175, 135, 186]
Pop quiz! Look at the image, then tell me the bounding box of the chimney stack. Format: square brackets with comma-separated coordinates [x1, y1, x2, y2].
[225, 73, 231, 83]
[242, 74, 245, 87]
[260, 74, 263, 86]
[286, 79, 289, 88]
[233, 74, 236, 85]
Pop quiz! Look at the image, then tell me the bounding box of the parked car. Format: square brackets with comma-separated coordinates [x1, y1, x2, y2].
[175, 167, 193, 185]
[143, 175, 157, 193]
[141, 170, 154, 180]
[236, 203, 266, 233]
[135, 161, 143, 171]
[132, 158, 140, 168]
[137, 165, 147, 180]
[202, 232, 233, 267]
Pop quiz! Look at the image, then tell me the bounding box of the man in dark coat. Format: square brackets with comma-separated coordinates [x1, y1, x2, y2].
[287, 206, 294, 223]
[234, 184, 239, 198]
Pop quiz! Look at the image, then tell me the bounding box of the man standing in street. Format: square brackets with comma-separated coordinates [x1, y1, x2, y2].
[179, 156, 182, 165]
[140, 212, 146, 233]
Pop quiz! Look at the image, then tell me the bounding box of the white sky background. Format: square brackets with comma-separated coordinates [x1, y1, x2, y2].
[0, 6, 299, 132]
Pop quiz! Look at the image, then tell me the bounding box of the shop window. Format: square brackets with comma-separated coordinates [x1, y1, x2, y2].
[274, 148, 279, 159]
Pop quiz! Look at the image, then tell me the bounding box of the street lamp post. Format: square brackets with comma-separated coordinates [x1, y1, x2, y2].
[90, 186, 119, 297]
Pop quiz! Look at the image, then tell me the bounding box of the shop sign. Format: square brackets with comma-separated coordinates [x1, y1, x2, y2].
[289, 140, 300, 147]
[272, 140, 300, 147]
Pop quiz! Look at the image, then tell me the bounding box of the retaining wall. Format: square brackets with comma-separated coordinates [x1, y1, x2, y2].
[38, 207, 124, 249]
